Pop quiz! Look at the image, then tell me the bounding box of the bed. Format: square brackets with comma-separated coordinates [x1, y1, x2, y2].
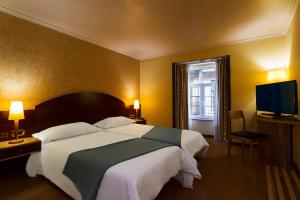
[99, 123, 209, 157]
[25, 92, 203, 200]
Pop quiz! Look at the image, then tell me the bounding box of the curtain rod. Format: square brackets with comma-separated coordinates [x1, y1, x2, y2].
[173, 55, 228, 65]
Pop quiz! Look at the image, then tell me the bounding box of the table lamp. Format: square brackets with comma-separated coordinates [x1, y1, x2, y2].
[8, 101, 25, 144]
[133, 99, 140, 119]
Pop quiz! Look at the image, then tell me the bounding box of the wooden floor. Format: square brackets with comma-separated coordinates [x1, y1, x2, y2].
[0, 139, 267, 200]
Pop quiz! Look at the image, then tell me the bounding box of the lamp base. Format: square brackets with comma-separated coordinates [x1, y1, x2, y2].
[135, 109, 139, 119]
[8, 139, 24, 144]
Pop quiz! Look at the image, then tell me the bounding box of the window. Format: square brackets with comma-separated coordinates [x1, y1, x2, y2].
[188, 61, 216, 120]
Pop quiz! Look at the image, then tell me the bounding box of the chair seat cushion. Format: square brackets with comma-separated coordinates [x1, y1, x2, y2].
[231, 131, 269, 139]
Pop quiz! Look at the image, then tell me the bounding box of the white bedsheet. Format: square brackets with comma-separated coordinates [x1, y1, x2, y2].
[26, 131, 200, 200]
[102, 124, 209, 157]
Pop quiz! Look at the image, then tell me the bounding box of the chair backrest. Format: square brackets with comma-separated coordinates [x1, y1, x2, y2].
[228, 110, 246, 135]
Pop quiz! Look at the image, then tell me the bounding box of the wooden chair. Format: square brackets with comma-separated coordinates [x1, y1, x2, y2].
[228, 110, 270, 166]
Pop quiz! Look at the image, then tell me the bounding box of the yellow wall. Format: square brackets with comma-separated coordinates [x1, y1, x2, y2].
[141, 36, 288, 130]
[0, 11, 140, 110]
[286, 3, 300, 168]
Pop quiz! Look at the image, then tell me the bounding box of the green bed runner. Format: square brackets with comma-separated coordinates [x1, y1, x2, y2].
[142, 126, 182, 147]
[63, 138, 172, 200]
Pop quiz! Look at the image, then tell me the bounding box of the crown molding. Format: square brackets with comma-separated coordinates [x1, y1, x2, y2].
[283, 0, 299, 35]
[0, 4, 142, 60]
[142, 33, 285, 61]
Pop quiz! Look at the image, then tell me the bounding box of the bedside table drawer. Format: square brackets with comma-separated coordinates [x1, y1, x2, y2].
[0, 142, 41, 161]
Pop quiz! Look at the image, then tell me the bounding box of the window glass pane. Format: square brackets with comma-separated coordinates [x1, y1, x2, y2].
[205, 106, 214, 117]
[202, 69, 216, 83]
[204, 86, 212, 96]
[191, 106, 200, 115]
[205, 97, 212, 107]
[191, 87, 199, 96]
[189, 70, 200, 84]
[191, 97, 200, 107]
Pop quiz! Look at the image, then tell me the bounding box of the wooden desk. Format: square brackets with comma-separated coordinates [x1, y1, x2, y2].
[257, 116, 300, 168]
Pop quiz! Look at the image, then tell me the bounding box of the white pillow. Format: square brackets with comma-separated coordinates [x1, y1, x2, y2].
[94, 116, 133, 129]
[32, 122, 99, 144]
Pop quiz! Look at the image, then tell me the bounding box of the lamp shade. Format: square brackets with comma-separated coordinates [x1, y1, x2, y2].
[133, 99, 140, 109]
[8, 101, 25, 120]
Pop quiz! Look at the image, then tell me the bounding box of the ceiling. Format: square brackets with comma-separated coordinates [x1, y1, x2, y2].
[0, 0, 297, 60]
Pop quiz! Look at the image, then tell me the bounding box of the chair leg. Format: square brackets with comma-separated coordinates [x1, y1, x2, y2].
[242, 141, 245, 155]
[250, 141, 255, 167]
[228, 138, 232, 157]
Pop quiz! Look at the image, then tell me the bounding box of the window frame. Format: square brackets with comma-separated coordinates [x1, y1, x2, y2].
[188, 62, 216, 121]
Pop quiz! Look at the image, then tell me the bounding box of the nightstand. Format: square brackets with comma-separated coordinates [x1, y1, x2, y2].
[0, 137, 41, 162]
[132, 118, 147, 125]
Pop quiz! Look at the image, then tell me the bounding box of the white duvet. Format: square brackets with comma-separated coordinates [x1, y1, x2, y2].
[26, 131, 201, 200]
[102, 124, 209, 157]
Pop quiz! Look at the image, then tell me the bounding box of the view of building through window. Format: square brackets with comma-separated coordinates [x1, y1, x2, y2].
[188, 61, 216, 120]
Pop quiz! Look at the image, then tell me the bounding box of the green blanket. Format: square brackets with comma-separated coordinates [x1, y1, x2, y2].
[142, 126, 182, 147]
[63, 138, 172, 200]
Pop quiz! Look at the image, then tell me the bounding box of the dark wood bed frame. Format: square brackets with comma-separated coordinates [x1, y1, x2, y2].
[0, 92, 131, 137]
[34, 92, 128, 132]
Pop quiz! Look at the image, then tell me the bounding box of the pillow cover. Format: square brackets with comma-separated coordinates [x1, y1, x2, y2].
[93, 116, 133, 129]
[32, 122, 99, 144]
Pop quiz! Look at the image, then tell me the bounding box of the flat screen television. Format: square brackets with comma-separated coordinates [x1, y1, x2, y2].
[256, 80, 298, 116]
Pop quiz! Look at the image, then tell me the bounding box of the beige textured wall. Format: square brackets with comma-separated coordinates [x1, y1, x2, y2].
[140, 36, 287, 130]
[191, 120, 214, 136]
[0, 11, 140, 110]
[286, 3, 300, 168]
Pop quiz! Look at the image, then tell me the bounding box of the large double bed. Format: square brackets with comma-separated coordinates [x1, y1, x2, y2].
[25, 92, 208, 200]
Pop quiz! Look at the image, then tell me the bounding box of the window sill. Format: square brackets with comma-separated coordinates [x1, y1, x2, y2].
[191, 118, 214, 121]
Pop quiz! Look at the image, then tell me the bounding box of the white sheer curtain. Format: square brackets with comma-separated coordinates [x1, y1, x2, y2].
[214, 65, 219, 140]
[187, 65, 193, 130]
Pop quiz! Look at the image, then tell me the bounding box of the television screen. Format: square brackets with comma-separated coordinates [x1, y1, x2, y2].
[256, 80, 298, 115]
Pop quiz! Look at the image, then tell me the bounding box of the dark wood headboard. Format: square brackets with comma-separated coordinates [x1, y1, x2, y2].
[34, 92, 128, 132]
